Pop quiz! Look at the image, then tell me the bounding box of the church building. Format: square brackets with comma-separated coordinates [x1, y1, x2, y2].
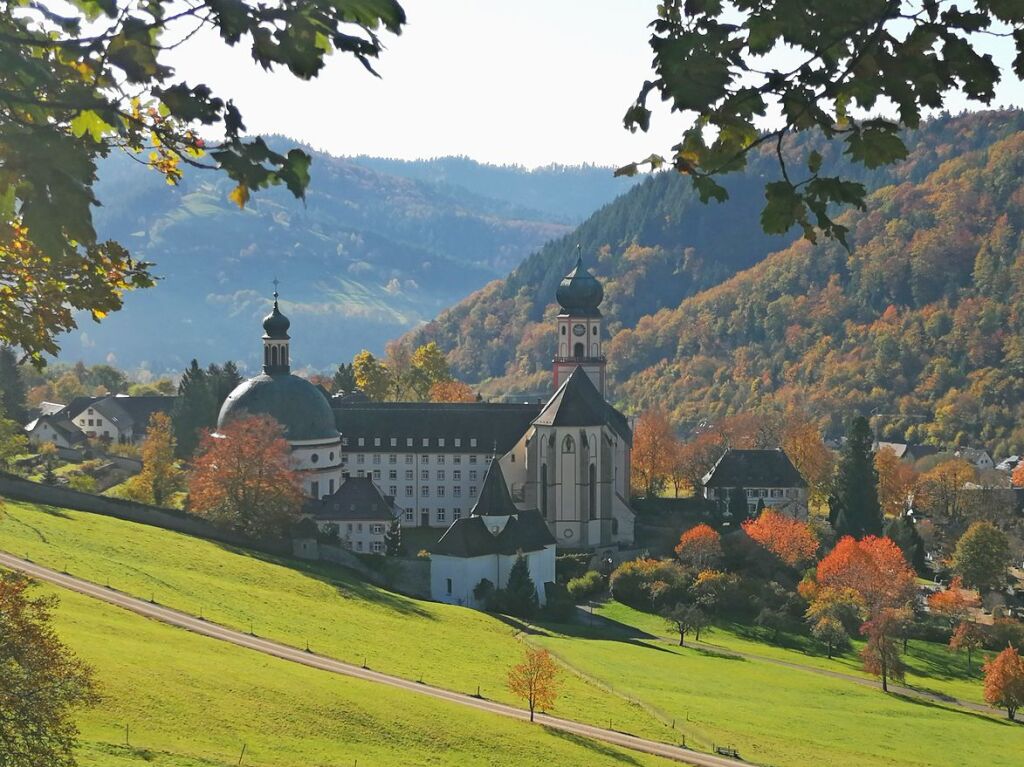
[222, 252, 635, 568]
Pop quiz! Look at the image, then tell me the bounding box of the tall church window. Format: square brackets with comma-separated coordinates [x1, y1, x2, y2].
[271, 346, 278, 367]
[562, 435, 575, 453]
[589, 463, 597, 520]
[573, 342, 584, 359]
[540, 464, 548, 518]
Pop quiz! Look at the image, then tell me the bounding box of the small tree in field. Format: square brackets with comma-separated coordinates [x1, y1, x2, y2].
[662, 603, 708, 646]
[949, 621, 985, 673]
[508, 647, 561, 722]
[861, 609, 909, 692]
[188, 414, 304, 538]
[928, 577, 980, 629]
[984, 646, 1024, 721]
[812, 617, 849, 660]
[0, 572, 99, 767]
[674, 524, 722, 570]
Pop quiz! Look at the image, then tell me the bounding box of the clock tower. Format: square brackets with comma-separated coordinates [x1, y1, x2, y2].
[553, 248, 606, 396]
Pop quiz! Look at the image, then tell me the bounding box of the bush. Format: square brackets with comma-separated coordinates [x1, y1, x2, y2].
[66, 473, 97, 493]
[556, 553, 592, 583]
[988, 618, 1024, 651]
[610, 558, 690, 612]
[542, 583, 575, 621]
[567, 570, 605, 603]
[473, 578, 495, 606]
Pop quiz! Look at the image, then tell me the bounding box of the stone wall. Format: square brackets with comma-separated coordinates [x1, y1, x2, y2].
[0, 471, 288, 555]
[317, 544, 431, 598]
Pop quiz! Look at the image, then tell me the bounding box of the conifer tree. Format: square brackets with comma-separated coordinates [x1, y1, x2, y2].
[172, 360, 215, 458]
[207, 361, 242, 415]
[332, 363, 357, 393]
[729, 487, 749, 523]
[885, 516, 926, 573]
[502, 554, 540, 619]
[830, 417, 882, 539]
[384, 517, 403, 557]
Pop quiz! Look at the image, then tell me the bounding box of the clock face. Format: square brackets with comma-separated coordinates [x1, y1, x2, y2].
[572, 323, 586, 337]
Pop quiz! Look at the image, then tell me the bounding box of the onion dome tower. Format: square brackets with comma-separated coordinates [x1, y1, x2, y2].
[553, 246, 606, 396]
[217, 284, 343, 499]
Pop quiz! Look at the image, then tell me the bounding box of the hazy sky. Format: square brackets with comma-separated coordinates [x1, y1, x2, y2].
[167, 1, 1024, 168]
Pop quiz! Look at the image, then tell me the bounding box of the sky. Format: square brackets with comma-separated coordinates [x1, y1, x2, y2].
[165, 1, 1024, 168]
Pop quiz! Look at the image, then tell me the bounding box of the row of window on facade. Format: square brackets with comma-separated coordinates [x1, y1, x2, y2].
[707, 488, 802, 500]
[342, 436, 480, 449]
[347, 470, 479, 500]
[354, 467, 481, 481]
[345, 454, 491, 466]
[401, 507, 462, 523]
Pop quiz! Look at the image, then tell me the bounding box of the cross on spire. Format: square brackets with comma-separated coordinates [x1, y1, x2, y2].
[272, 277, 279, 303]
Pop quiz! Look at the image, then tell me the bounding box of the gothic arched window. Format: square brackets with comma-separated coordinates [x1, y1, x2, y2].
[562, 435, 575, 453]
[588, 463, 597, 520]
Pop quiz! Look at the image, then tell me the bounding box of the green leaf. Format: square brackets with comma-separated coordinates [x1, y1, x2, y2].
[845, 127, 908, 169]
[69, 110, 114, 142]
[808, 150, 823, 175]
[693, 175, 728, 204]
[760, 181, 803, 235]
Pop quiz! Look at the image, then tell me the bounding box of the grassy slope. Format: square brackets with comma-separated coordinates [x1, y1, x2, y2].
[0, 500, 666, 741]
[595, 601, 988, 705]
[528, 623, 1024, 767]
[46, 585, 673, 767]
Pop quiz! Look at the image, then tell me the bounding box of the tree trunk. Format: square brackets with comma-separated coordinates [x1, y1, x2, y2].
[529, 701, 535, 722]
[1008, 705, 1016, 722]
[827, 641, 833, 660]
[881, 653, 888, 693]
[966, 647, 972, 673]
[695, 625, 702, 641]
[679, 630, 685, 647]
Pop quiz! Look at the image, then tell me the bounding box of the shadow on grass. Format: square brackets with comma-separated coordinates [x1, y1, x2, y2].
[212, 543, 435, 619]
[888, 691, 1010, 726]
[541, 726, 650, 765]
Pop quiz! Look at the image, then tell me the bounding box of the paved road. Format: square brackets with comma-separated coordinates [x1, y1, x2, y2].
[0, 552, 746, 767]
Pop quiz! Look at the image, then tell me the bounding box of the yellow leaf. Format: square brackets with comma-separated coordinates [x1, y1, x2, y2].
[229, 184, 250, 209]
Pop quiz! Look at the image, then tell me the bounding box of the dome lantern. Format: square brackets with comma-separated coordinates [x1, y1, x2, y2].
[262, 282, 291, 374]
[555, 246, 603, 317]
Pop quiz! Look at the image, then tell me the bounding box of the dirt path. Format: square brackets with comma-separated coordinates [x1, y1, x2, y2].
[0, 552, 747, 767]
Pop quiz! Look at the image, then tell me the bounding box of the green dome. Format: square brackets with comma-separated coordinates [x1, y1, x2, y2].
[218, 373, 338, 442]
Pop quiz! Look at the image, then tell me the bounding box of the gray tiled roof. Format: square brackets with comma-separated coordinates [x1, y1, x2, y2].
[532, 366, 631, 442]
[432, 509, 555, 558]
[702, 448, 807, 489]
[306, 476, 399, 522]
[333, 401, 541, 453]
[470, 459, 520, 517]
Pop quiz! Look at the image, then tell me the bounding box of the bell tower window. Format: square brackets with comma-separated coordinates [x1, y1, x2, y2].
[573, 342, 584, 359]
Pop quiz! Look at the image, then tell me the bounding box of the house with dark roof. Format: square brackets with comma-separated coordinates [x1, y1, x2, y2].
[67, 394, 176, 444]
[23, 414, 86, 449]
[304, 476, 400, 554]
[431, 459, 556, 607]
[701, 448, 809, 521]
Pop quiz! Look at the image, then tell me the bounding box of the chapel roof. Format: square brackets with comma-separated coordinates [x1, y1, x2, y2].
[305, 476, 399, 522]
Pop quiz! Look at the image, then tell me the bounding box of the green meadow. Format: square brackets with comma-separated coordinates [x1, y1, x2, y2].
[0, 499, 666, 741]
[48, 585, 675, 767]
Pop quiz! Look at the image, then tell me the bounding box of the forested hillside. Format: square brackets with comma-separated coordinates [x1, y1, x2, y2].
[406, 111, 1024, 455]
[63, 147, 632, 372]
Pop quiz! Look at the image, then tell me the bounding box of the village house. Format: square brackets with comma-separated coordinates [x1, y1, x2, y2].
[701, 448, 809, 521]
[304, 475, 401, 554]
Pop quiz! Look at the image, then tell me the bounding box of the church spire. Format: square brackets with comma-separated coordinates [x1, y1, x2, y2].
[262, 280, 291, 375]
[553, 246, 606, 396]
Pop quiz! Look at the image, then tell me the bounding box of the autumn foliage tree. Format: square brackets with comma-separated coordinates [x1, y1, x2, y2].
[927, 577, 980, 630]
[952, 521, 1012, 593]
[121, 412, 182, 506]
[631, 408, 678, 497]
[780, 412, 834, 508]
[188, 414, 304, 538]
[815, 536, 917, 617]
[875, 446, 918, 516]
[0, 572, 99, 767]
[949, 621, 986, 673]
[428, 379, 477, 403]
[674, 524, 722, 570]
[861, 608, 910, 693]
[742, 511, 819, 568]
[984, 646, 1024, 721]
[507, 647, 561, 722]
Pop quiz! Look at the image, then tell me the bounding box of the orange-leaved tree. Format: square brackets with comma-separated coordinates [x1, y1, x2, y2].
[742, 510, 819, 568]
[630, 407, 678, 497]
[507, 646, 561, 722]
[874, 446, 918, 516]
[984, 645, 1024, 721]
[949, 620, 986, 672]
[927, 577, 980, 629]
[674, 524, 722, 570]
[815, 536, 917, 617]
[780, 412, 834, 509]
[1012, 462, 1024, 489]
[428, 379, 477, 403]
[188, 414, 304, 538]
[861, 608, 910, 692]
